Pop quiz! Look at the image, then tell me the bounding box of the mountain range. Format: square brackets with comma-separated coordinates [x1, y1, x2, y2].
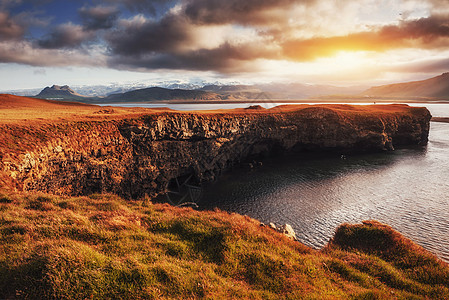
[362, 72, 449, 99]
[31, 83, 366, 103]
[30, 72, 449, 103]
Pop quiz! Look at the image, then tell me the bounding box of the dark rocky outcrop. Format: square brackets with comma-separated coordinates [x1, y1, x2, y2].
[0, 105, 431, 199]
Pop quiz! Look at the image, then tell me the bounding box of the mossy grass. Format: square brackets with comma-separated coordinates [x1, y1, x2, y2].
[0, 192, 448, 299]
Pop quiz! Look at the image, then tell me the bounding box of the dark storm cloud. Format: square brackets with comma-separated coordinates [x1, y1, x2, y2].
[380, 14, 449, 43]
[106, 0, 173, 15]
[182, 0, 311, 25]
[79, 5, 119, 30]
[0, 11, 24, 40]
[103, 0, 297, 69]
[37, 23, 93, 49]
[106, 14, 194, 55]
[108, 42, 277, 72]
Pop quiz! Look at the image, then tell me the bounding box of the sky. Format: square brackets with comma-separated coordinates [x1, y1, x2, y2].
[0, 0, 449, 91]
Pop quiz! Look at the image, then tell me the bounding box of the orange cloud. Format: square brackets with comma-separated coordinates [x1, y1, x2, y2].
[282, 15, 449, 61]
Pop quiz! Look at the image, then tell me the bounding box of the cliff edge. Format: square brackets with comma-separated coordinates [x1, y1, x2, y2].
[0, 96, 431, 198]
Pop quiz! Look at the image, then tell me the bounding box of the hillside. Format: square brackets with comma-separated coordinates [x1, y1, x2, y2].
[363, 72, 449, 99]
[0, 93, 85, 109]
[0, 191, 448, 299]
[0, 94, 143, 124]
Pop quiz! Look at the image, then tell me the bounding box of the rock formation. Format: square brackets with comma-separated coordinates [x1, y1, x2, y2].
[261, 222, 297, 240]
[0, 104, 431, 199]
[35, 85, 89, 101]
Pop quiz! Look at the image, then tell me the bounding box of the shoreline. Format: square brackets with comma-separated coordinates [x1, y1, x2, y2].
[431, 117, 449, 123]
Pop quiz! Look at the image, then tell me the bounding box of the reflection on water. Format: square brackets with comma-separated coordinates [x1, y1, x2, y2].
[199, 122, 449, 262]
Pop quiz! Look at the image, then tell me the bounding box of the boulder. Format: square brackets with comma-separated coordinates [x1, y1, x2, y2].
[280, 224, 297, 240]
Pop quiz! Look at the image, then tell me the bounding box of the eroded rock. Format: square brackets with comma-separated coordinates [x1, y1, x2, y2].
[0, 105, 431, 199]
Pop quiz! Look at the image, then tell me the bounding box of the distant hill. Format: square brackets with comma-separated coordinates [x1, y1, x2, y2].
[35, 85, 91, 101]
[362, 72, 449, 99]
[105, 87, 220, 102]
[0, 94, 93, 111]
[200, 83, 365, 100]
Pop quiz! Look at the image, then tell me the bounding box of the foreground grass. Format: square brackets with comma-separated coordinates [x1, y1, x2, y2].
[0, 192, 448, 299]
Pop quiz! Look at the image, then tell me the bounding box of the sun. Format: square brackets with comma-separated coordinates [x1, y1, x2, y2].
[324, 51, 370, 70]
[253, 50, 374, 84]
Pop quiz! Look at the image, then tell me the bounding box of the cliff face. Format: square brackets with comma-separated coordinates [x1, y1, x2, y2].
[0, 105, 431, 199]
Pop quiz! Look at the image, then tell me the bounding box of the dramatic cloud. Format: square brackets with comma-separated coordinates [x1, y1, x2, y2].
[182, 0, 304, 25]
[0, 40, 105, 66]
[108, 41, 277, 72]
[0, 11, 24, 40]
[106, 0, 174, 15]
[79, 5, 119, 30]
[2, 0, 449, 83]
[37, 23, 94, 49]
[103, 6, 449, 72]
[282, 15, 449, 61]
[106, 14, 195, 55]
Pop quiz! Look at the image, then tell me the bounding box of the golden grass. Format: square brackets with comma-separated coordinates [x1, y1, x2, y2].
[0, 94, 422, 125]
[0, 191, 447, 299]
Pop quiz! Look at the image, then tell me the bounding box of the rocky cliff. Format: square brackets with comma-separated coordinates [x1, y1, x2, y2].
[0, 104, 431, 199]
